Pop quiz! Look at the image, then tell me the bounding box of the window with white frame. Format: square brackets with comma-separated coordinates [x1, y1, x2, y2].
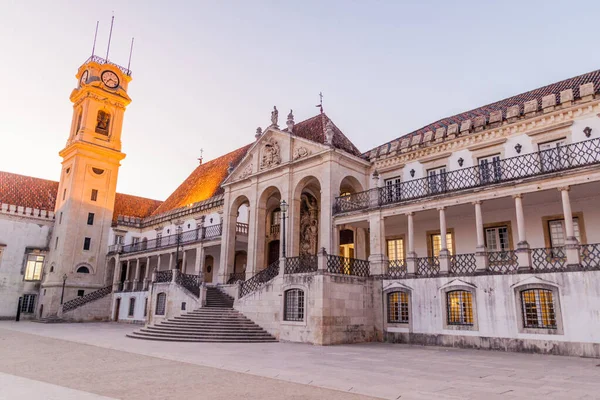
[24, 254, 44, 281]
[384, 176, 402, 202]
[485, 226, 510, 252]
[427, 166, 447, 194]
[478, 154, 502, 183]
[548, 217, 581, 247]
[284, 289, 304, 322]
[539, 138, 567, 172]
[21, 294, 36, 313]
[114, 235, 124, 245]
[387, 291, 409, 323]
[387, 238, 405, 261]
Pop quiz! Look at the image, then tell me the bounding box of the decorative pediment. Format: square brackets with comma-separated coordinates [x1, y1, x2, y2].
[236, 163, 253, 181]
[293, 146, 311, 160]
[260, 136, 281, 170]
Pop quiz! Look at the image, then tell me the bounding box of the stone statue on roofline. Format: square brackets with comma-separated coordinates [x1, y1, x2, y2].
[271, 106, 279, 127]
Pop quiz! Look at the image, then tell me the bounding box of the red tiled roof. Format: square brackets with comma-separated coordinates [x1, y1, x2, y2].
[367, 68, 600, 157]
[289, 113, 362, 157]
[0, 171, 162, 222]
[151, 144, 252, 216]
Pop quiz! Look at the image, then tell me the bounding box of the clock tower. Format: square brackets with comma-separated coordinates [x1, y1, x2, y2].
[40, 56, 132, 318]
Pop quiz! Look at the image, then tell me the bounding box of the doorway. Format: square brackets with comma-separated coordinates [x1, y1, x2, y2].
[204, 255, 214, 283]
[267, 240, 280, 267]
[114, 298, 121, 321]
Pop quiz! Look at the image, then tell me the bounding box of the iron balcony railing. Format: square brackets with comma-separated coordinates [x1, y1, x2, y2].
[326, 255, 370, 277]
[386, 259, 407, 279]
[154, 270, 173, 283]
[334, 138, 600, 214]
[449, 253, 477, 275]
[581, 243, 600, 269]
[84, 55, 132, 76]
[285, 255, 318, 274]
[531, 247, 566, 271]
[487, 250, 519, 273]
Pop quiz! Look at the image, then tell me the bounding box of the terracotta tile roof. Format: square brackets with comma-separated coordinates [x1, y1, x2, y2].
[0, 171, 58, 211]
[151, 144, 252, 216]
[289, 113, 362, 157]
[367, 68, 600, 158]
[0, 171, 161, 222]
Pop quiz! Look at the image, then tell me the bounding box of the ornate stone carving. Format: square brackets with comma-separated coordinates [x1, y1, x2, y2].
[299, 193, 319, 256]
[260, 137, 281, 169]
[238, 163, 253, 180]
[293, 146, 310, 160]
[271, 106, 279, 127]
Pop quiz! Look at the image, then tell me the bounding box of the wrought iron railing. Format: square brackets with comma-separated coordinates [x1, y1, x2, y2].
[487, 250, 519, 273]
[386, 259, 407, 279]
[239, 261, 280, 298]
[285, 255, 318, 274]
[531, 247, 566, 271]
[416, 257, 440, 277]
[84, 55, 132, 76]
[270, 224, 280, 237]
[449, 253, 477, 275]
[175, 273, 202, 297]
[236, 223, 249, 235]
[581, 243, 600, 269]
[227, 272, 246, 284]
[154, 270, 173, 283]
[334, 138, 600, 214]
[119, 224, 223, 254]
[62, 285, 112, 313]
[326, 255, 370, 277]
[204, 224, 223, 239]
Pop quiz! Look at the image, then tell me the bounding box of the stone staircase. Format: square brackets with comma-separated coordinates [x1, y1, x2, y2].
[126, 286, 276, 343]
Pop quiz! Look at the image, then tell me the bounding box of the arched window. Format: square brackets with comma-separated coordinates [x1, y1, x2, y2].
[520, 289, 556, 329]
[76, 266, 90, 274]
[155, 293, 166, 315]
[446, 290, 473, 326]
[387, 291, 409, 323]
[75, 109, 83, 134]
[128, 298, 135, 317]
[95, 110, 111, 135]
[284, 289, 304, 321]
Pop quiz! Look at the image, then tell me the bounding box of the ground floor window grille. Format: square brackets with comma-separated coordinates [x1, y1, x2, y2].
[284, 289, 304, 321]
[21, 294, 36, 313]
[128, 298, 135, 317]
[387, 292, 409, 323]
[521, 289, 556, 329]
[155, 293, 166, 315]
[446, 290, 473, 325]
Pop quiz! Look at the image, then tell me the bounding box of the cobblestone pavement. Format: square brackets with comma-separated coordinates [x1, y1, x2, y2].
[1, 322, 600, 399]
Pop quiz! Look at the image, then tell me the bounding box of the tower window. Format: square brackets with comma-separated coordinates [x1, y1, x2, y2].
[83, 237, 91, 251]
[91, 189, 98, 201]
[87, 213, 95, 225]
[63, 188, 66, 201]
[55, 237, 59, 250]
[59, 212, 63, 224]
[95, 110, 111, 135]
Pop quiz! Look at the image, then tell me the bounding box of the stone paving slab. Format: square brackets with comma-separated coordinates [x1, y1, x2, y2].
[2, 321, 600, 399]
[0, 372, 114, 400]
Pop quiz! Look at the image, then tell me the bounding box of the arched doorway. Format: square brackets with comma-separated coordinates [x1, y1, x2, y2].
[234, 251, 247, 275]
[257, 186, 283, 270]
[293, 176, 322, 257]
[204, 255, 214, 283]
[267, 240, 280, 266]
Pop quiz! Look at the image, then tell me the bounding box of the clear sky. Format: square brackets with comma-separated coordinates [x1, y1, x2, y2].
[2, 0, 600, 201]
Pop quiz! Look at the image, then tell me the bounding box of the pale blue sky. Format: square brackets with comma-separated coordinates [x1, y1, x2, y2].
[1, 0, 599, 200]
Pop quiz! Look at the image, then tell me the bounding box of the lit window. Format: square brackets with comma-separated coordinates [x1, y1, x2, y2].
[521, 289, 556, 329]
[155, 293, 166, 315]
[284, 289, 304, 321]
[446, 290, 473, 325]
[388, 292, 409, 323]
[548, 218, 581, 247]
[24, 255, 44, 281]
[430, 233, 453, 257]
[21, 294, 36, 313]
[128, 298, 135, 317]
[83, 237, 91, 251]
[387, 238, 404, 261]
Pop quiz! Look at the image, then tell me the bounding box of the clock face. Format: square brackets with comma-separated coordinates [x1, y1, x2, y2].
[79, 70, 88, 86]
[101, 70, 119, 88]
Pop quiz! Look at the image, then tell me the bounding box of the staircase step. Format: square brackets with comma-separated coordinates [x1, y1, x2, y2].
[126, 333, 276, 343]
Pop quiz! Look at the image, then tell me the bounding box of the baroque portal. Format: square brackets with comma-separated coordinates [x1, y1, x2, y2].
[299, 193, 319, 256]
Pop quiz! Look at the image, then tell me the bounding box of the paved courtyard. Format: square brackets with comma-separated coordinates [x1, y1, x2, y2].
[1, 322, 599, 399]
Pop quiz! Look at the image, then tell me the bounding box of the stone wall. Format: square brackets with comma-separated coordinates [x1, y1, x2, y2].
[62, 293, 112, 322]
[234, 276, 282, 339]
[147, 282, 201, 325]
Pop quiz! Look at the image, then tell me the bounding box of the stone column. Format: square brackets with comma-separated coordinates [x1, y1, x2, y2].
[513, 194, 531, 269]
[247, 199, 261, 279]
[406, 212, 417, 276]
[438, 207, 450, 274]
[332, 225, 340, 257]
[194, 246, 205, 279]
[156, 254, 162, 272]
[474, 201, 488, 272]
[356, 227, 367, 260]
[168, 252, 174, 270]
[219, 192, 239, 284]
[559, 187, 581, 266]
[133, 259, 141, 291]
[195, 215, 205, 241]
[368, 211, 387, 276]
[144, 256, 151, 290]
[124, 259, 131, 290]
[319, 170, 333, 254]
[182, 249, 188, 274]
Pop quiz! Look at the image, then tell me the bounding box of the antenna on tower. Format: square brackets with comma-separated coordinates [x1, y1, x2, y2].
[91, 21, 99, 58]
[105, 13, 114, 61]
[198, 148, 204, 165]
[126, 37, 135, 73]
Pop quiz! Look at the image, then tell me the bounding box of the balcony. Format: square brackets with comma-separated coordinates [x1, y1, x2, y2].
[334, 138, 600, 215]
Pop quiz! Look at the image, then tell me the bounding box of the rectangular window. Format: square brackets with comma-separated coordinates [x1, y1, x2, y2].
[62, 188, 66, 201]
[478, 154, 502, 183]
[59, 212, 63, 224]
[539, 139, 567, 172]
[91, 189, 98, 201]
[114, 235, 124, 245]
[388, 292, 409, 323]
[548, 218, 581, 247]
[21, 294, 36, 313]
[24, 255, 44, 281]
[132, 237, 140, 245]
[387, 238, 405, 261]
[485, 226, 510, 252]
[429, 233, 453, 257]
[87, 213, 95, 225]
[284, 289, 304, 321]
[83, 237, 91, 251]
[128, 298, 136, 317]
[384, 176, 402, 202]
[77, 290, 85, 297]
[156, 233, 162, 246]
[144, 298, 148, 317]
[55, 237, 59, 250]
[521, 289, 556, 329]
[446, 291, 473, 325]
[427, 166, 447, 194]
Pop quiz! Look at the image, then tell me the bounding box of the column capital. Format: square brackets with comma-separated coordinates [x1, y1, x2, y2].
[557, 186, 570, 192]
[405, 211, 414, 217]
[437, 206, 446, 211]
[472, 200, 483, 205]
[512, 193, 524, 199]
